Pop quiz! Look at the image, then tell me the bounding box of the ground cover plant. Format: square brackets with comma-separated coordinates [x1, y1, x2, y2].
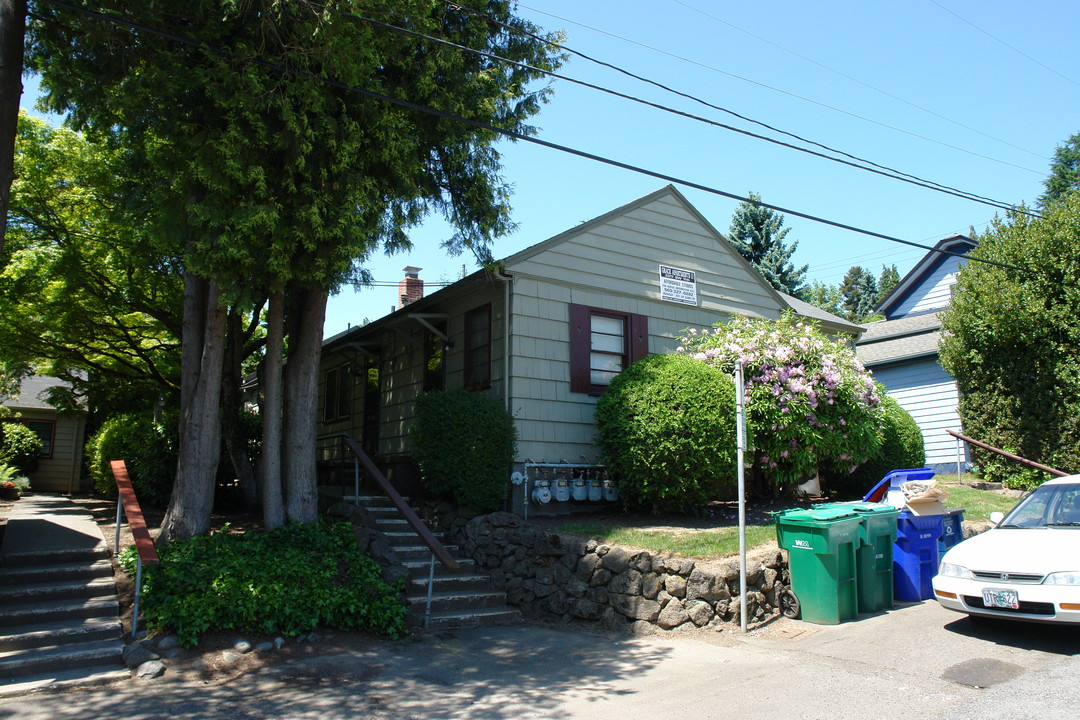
[119, 519, 406, 647]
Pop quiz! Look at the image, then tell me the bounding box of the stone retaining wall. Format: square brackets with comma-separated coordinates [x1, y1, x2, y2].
[438, 510, 789, 633]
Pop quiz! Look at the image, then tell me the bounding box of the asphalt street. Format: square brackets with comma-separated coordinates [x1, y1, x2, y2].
[1, 600, 1077, 719]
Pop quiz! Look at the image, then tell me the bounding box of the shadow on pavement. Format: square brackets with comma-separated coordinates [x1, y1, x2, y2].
[943, 615, 1080, 656]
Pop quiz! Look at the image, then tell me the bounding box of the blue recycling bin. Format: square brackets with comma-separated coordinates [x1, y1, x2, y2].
[893, 511, 944, 601]
[938, 508, 965, 564]
[863, 468, 936, 504]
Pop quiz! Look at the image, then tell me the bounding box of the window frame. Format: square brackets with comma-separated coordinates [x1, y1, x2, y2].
[463, 304, 492, 391]
[569, 303, 648, 395]
[322, 364, 352, 423]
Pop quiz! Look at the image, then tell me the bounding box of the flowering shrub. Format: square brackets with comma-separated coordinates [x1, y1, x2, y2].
[679, 313, 884, 492]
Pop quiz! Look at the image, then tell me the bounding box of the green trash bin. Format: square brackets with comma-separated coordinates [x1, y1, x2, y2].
[819, 502, 899, 614]
[774, 506, 863, 625]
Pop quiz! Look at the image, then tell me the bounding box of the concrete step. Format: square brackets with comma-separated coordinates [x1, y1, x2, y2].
[0, 558, 114, 586]
[0, 546, 110, 568]
[404, 557, 477, 578]
[0, 596, 119, 628]
[0, 616, 122, 652]
[408, 573, 494, 594]
[391, 544, 461, 563]
[383, 531, 447, 546]
[0, 576, 117, 604]
[419, 607, 522, 631]
[407, 590, 509, 613]
[353, 495, 411, 509]
[0, 639, 124, 680]
[0, 664, 129, 698]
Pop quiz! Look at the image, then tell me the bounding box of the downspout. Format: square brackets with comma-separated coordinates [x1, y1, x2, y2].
[499, 270, 513, 414]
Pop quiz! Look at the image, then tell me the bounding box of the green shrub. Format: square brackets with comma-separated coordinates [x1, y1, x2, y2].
[595, 353, 739, 513]
[85, 412, 178, 506]
[410, 389, 517, 512]
[119, 519, 407, 647]
[826, 396, 924, 497]
[0, 462, 31, 490]
[0, 422, 43, 473]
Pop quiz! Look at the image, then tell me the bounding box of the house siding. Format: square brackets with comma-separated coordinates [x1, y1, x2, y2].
[889, 254, 966, 318]
[15, 409, 86, 493]
[504, 192, 787, 464]
[870, 360, 967, 471]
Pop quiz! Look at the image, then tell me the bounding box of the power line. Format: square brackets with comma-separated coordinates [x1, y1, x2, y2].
[670, 0, 1048, 159]
[516, 2, 1046, 176]
[334, 3, 1028, 216]
[39, 0, 1026, 275]
[927, 0, 1080, 89]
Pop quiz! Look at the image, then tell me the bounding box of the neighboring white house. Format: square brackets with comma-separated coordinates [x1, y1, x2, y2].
[856, 234, 974, 473]
[1, 374, 88, 493]
[318, 185, 862, 514]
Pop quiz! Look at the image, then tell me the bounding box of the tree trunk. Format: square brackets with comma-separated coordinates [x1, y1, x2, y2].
[0, 0, 26, 256]
[282, 286, 326, 524]
[159, 273, 227, 543]
[259, 290, 285, 530]
[222, 307, 258, 508]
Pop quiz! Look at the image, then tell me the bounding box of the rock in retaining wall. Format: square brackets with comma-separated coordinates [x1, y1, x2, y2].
[439, 510, 788, 634]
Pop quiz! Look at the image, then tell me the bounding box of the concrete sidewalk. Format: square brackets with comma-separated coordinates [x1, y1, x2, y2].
[0, 493, 110, 562]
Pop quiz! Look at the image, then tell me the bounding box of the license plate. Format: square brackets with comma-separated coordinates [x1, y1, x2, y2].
[982, 588, 1019, 610]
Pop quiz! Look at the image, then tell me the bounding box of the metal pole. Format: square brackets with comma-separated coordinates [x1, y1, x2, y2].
[114, 497, 122, 557]
[132, 555, 144, 637]
[735, 362, 748, 633]
[956, 434, 962, 482]
[424, 553, 436, 631]
[354, 455, 360, 504]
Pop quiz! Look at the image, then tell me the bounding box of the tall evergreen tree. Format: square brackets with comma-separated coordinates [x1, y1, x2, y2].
[839, 266, 878, 322]
[1039, 132, 1080, 208]
[727, 192, 807, 295]
[877, 264, 900, 305]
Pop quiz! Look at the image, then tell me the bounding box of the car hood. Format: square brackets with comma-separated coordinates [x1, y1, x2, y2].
[943, 527, 1080, 574]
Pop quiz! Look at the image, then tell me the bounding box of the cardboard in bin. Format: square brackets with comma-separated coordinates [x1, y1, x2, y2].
[905, 497, 946, 515]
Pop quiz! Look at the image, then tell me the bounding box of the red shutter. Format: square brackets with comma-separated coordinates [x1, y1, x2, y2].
[629, 313, 649, 363]
[568, 303, 591, 394]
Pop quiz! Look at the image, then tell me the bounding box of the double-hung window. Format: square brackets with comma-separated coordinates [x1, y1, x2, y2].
[569, 304, 648, 395]
[464, 304, 492, 390]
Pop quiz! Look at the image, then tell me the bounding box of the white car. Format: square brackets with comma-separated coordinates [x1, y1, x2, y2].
[933, 474, 1080, 624]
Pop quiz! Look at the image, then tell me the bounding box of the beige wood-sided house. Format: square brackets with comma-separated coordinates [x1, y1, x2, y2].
[1, 374, 88, 493]
[318, 186, 861, 514]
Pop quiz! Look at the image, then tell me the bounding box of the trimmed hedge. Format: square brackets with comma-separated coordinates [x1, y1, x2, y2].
[85, 412, 177, 506]
[596, 353, 739, 513]
[410, 389, 517, 512]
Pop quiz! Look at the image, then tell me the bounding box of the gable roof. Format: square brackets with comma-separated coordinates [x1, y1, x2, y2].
[856, 311, 942, 366]
[1, 375, 80, 411]
[875, 234, 975, 317]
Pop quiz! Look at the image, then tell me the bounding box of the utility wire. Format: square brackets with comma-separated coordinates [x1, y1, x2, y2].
[517, 2, 1045, 176]
[39, 0, 1025, 274]
[670, 0, 1048, 159]
[927, 0, 1080, 89]
[347, 2, 1030, 216]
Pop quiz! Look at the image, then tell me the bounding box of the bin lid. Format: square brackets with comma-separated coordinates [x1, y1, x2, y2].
[862, 468, 935, 502]
[776, 506, 860, 526]
[819, 501, 899, 516]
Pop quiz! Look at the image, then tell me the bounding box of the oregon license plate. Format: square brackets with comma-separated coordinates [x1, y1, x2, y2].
[982, 588, 1020, 610]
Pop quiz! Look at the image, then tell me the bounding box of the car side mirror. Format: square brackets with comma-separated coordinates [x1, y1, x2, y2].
[989, 511, 1005, 525]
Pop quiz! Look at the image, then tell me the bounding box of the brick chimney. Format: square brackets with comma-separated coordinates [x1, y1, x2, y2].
[397, 266, 424, 309]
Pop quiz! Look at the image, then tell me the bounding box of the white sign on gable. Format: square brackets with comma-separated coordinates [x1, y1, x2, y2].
[659, 264, 698, 305]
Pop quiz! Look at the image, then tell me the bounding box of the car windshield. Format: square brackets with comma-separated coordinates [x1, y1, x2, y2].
[999, 483, 1080, 528]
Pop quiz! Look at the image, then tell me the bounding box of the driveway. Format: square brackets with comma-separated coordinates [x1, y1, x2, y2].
[1, 600, 1076, 719]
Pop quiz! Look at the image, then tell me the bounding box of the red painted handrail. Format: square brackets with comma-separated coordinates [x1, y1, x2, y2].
[110, 460, 160, 566]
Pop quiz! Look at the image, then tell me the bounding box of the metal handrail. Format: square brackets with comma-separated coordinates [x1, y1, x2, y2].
[946, 429, 1069, 477]
[341, 436, 459, 572]
[109, 460, 160, 636]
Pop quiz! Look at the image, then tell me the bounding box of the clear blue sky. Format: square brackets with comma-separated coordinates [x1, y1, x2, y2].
[21, 1, 1080, 335]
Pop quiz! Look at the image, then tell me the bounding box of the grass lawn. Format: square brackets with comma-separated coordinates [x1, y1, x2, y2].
[556, 522, 777, 560]
[556, 482, 1020, 559]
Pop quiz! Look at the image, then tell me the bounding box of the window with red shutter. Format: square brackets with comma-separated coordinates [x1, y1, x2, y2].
[568, 303, 648, 395]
